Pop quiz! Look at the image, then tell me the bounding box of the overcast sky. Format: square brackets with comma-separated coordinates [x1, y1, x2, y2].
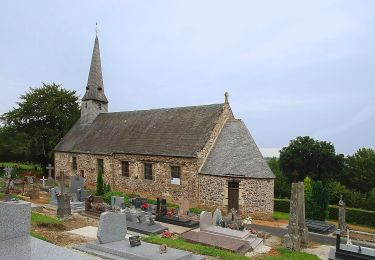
[1, 1, 374, 156]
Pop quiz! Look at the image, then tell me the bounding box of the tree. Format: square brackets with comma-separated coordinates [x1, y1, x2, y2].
[96, 166, 104, 196]
[305, 178, 329, 220]
[1, 83, 80, 166]
[343, 148, 375, 194]
[279, 136, 344, 182]
[267, 158, 290, 198]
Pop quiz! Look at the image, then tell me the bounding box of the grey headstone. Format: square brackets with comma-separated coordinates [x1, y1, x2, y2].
[111, 196, 125, 208]
[0, 201, 31, 241]
[70, 193, 78, 202]
[50, 187, 60, 203]
[97, 212, 127, 244]
[57, 194, 71, 218]
[212, 208, 223, 226]
[200, 211, 213, 230]
[70, 176, 84, 193]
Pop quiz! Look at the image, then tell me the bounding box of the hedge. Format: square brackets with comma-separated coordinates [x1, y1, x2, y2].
[274, 199, 290, 213]
[274, 199, 375, 227]
[328, 206, 375, 227]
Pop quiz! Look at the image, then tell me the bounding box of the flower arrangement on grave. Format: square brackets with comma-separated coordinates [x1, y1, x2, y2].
[161, 230, 173, 238]
[141, 202, 149, 210]
[166, 208, 177, 217]
[242, 216, 253, 225]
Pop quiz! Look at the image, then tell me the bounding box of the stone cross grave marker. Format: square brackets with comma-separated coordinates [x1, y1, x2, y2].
[97, 212, 127, 244]
[46, 164, 54, 179]
[4, 167, 13, 178]
[111, 196, 125, 209]
[40, 176, 47, 188]
[56, 171, 71, 218]
[178, 198, 190, 217]
[200, 211, 213, 230]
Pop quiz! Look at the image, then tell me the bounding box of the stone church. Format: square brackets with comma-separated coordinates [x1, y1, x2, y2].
[54, 35, 274, 218]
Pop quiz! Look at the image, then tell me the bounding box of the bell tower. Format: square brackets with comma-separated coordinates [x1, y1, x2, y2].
[80, 28, 108, 124]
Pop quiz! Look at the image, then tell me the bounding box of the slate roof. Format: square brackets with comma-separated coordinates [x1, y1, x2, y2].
[55, 103, 224, 157]
[82, 35, 108, 103]
[200, 119, 275, 178]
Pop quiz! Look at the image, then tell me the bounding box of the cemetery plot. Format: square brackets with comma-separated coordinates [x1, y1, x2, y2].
[306, 219, 337, 235]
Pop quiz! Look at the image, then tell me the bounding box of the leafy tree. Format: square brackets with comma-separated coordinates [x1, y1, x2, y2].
[96, 166, 104, 196]
[304, 177, 314, 218]
[0, 127, 31, 161]
[1, 83, 80, 166]
[279, 136, 344, 182]
[367, 188, 375, 211]
[343, 148, 375, 194]
[309, 181, 329, 220]
[268, 158, 290, 198]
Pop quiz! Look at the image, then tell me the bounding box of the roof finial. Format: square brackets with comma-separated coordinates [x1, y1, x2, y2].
[224, 91, 229, 103]
[95, 22, 99, 37]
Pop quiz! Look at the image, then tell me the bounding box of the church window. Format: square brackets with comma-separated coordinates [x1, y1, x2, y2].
[170, 166, 181, 185]
[85, 102, 87, 108]
[144, 163, 153, 180]
[98, 159, 104, 173]
[121, 161, 129, 177]
[80, 170, 84, 178]
[72, 156, 77, 170]
[99, 103, 102, 110]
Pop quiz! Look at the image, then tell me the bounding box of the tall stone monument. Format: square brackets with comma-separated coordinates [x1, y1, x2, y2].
[338, 195, 347, 233]
[56, 171, 71, 218]
[283, 182, 309, 251]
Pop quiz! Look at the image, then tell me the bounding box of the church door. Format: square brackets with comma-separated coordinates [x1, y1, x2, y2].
[228, 181, 239, 211]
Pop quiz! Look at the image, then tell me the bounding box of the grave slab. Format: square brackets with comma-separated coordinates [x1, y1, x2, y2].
[83, 239, 197, 260]
[202, 225, 251, 239]
[182, 230, 251, 254]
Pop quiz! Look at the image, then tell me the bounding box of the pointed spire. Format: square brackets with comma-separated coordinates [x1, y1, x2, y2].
[82, 27, 108, 103]
[224, 91, 229, 103]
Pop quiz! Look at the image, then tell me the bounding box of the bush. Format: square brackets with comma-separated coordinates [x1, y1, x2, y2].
[96, 166, 104, 196]
[328, 205, 375, 227]
[367, 188, 375, 211]
[189, 207, 203, 214]
[307, 181, 328, 220]
[274, 199, 290, 213]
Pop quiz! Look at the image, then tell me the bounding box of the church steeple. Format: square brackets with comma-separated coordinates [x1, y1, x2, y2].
[81, 29, 108, 124]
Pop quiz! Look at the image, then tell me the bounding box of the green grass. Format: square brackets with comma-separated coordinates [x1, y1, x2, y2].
[262, 247, 319, 260]
[273, 211, 290, 220]
[30, 230, 50, 242]
[0, 162, 42, 171]
[31, 212, 63, 227]
[142, 235, 249, 260]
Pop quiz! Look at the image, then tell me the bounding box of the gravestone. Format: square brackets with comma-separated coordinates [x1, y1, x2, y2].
[283, 182, 309, 251]
[50, 187, 60, 205]
[97, 212, 127, 244]
[5, 179, 14, 190]
[338, 195, 347, 233]
[178, 198, 190, 217]
[70, 176, 84, 193]
[0, 201, 31, 241]
[212, 208, 223, 226]
[30, 186, 40, 200]
[4, 167, 13, 179]
[200, 211, 213, 230]
[40, 176, 47, 188]
[56, 171, 71, 218]
[111, 196, 125, 208]
[46, 164, 54, 187]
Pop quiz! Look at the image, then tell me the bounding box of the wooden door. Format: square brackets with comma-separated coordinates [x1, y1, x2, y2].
[228, 181, 239, 211]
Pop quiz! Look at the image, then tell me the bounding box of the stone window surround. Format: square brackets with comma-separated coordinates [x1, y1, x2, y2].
[143, 162, 153, 181]
[121, 161, 130, 177]
[72, 156, 77, 170]
[97, 158, 104, 174]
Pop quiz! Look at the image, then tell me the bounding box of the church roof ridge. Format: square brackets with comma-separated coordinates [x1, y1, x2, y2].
[104, 103, 225, 115]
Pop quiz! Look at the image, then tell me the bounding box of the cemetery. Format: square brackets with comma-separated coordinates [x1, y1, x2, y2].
[1, 3, 375, 259]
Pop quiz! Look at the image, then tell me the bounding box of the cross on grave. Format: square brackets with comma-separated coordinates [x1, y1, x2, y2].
[4, 167, 13, 178]
[40, 176, 47, 188]
[46, 164, 54, 179]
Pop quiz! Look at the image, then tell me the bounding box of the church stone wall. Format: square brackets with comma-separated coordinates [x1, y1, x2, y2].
[54, 152, 200, 205]
[198, 174, 274, 219]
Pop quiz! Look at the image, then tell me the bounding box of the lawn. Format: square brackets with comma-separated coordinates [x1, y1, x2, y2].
[262, 247, 319, 260]
[31, 212, 63, 227]
[273, 211, 289, 220]
[142, 235, 318, 260]
[0, 162, 42, 171]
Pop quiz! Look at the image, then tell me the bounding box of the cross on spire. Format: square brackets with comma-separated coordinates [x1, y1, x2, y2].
[96, 22, 99, 36]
